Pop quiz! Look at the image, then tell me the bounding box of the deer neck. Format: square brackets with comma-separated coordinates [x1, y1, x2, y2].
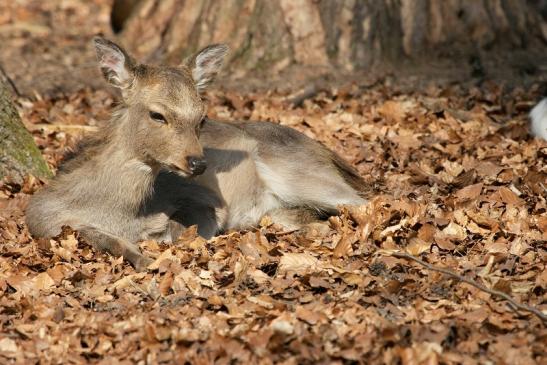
[89, 110, 159, 213]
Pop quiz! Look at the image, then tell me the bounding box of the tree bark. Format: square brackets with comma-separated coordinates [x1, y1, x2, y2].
[114, 0, 547, 76]
[0, 80, 51, 183]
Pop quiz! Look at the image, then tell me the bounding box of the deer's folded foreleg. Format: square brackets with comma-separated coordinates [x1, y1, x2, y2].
[79, 227, 151, 271]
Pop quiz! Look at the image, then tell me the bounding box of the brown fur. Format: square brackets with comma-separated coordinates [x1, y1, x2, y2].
[330, 152, 368, 195]
[26, 37, 366, 270]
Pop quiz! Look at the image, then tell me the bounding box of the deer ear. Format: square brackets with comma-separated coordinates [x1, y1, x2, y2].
[93, 37, 135, 88]
[187, 44, 229, 92]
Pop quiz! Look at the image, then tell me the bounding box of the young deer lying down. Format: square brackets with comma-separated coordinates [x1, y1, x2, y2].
[26, 37, 366, 270]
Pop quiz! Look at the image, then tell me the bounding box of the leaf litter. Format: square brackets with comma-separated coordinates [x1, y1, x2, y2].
[0, 1, 546, 364]
[0, 78, 545, 364]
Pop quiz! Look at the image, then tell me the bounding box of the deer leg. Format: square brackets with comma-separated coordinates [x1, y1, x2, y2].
[79, 227, 152, 271]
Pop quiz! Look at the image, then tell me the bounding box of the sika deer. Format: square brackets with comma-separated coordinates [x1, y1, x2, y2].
[26, 37, 366, 270]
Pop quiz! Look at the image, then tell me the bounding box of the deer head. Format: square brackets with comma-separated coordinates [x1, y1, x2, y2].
[93, 37, 228, 176]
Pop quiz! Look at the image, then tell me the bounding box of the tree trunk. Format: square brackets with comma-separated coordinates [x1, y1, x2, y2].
[0, 80, 51, 183]
[114, 0, 547, 77]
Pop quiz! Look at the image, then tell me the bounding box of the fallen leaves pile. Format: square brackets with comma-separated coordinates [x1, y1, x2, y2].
[0, 78, 546, 364]
[1, 0, 545, 363]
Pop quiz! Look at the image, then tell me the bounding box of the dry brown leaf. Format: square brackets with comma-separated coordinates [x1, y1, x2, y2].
[406, 237, 432, 256]
[159, 271, 174, 296]
[247, 295, 275, 309]
[333, 234, 353, 258]
[0, 338, 18, 356]
[174, 270, 202, 295]
[341, 272, 367, 286]
[278, 252, 320, 273]
[497, 187, 523, 205]
[112, 273, 147, 290]
[537, 216, 547, 232]
[32, 272, 55, 291]
[418, 224, 436, 242]
[378, 100, 409, 124]
[60, 233, 78, 250]
[295, 306, 324, 325]
[270, 314, 295, 335]
[147, 249, 178, 270]
[454, 183, 483, 202]
[441, 222, 467, 240]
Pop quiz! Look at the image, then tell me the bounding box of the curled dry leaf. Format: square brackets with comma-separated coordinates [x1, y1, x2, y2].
[159, 271, 174, 296]
[333, 233, 353, 258]
[147, 248, 178, 270]
[278, 252, 320, 274]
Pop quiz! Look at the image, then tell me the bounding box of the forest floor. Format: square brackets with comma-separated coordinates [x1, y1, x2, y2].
[1, 1, 546, 364]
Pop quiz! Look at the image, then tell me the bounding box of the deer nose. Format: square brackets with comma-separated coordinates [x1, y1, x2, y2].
[187, 156, 207, 175]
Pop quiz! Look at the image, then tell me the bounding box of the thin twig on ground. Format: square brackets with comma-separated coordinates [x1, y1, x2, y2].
[382, 251, 547, 324]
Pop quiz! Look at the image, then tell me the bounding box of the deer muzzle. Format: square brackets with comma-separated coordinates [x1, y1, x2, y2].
[186, 156, 207, 176]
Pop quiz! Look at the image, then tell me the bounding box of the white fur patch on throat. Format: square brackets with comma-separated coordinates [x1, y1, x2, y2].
[127, 159, 153, 174]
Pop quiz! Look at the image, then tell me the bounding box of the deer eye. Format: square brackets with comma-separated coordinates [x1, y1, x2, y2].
[194, 118, 206, 137]
[149, 111, 166, 124]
